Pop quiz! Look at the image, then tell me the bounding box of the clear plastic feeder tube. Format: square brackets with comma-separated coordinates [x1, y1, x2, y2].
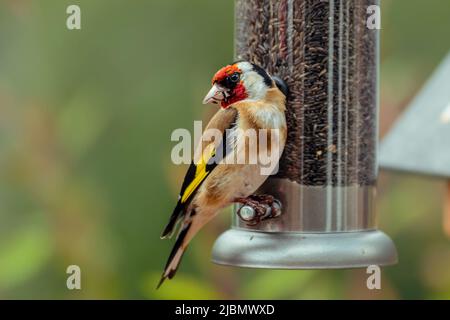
[212, 0, 397, 269]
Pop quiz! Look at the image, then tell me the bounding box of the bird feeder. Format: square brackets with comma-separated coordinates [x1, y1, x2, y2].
[212, 0, 397, 269]
[380, 52, 450, 237]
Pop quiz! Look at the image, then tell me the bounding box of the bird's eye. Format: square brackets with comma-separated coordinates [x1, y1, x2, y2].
[229, 72, 240, 83]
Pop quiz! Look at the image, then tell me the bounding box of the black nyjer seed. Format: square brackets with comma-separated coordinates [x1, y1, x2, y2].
[236, 0, 378, 186]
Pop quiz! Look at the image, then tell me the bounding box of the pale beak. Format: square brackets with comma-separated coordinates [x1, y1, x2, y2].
[202, 84, 229, 105]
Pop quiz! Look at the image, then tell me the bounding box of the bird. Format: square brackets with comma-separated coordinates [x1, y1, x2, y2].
[158, 61, 288, 288]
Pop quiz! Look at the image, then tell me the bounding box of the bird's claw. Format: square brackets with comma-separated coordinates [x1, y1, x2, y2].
[235, 195, 282, 226]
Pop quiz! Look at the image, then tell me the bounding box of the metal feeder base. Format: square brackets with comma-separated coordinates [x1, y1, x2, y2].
[212, 229, 398, 269]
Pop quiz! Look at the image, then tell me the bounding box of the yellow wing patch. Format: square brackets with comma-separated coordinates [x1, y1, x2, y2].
[180, 144, 216, 203]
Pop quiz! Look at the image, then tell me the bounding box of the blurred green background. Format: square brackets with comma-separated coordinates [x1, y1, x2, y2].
[0, 0, 449, 299]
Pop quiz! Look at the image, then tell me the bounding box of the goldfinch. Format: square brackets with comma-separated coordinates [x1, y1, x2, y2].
[158, 61, 287, 288]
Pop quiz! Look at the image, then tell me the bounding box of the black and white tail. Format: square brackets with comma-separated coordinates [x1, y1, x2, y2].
[157, 222, 192, 289]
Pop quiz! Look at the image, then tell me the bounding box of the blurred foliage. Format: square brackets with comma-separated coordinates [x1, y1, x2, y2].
[0, 0, 449, 299]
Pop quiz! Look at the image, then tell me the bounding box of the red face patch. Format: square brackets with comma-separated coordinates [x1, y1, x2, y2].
[221, 83, 247, 109]
[212, 64, 241, 84]
[210, 63, 248, 109]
